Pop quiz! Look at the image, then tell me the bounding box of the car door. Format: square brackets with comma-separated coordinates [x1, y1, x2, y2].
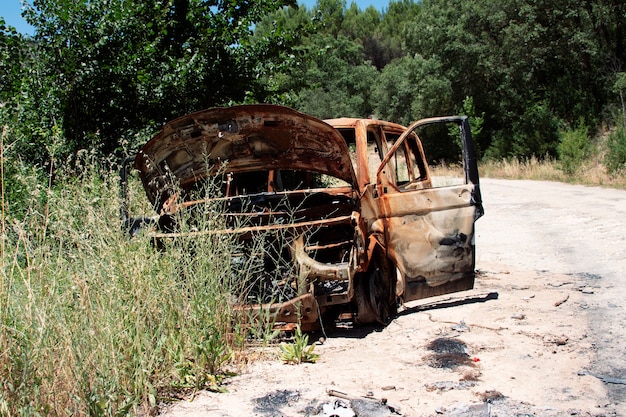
[374, 116, 484, 302]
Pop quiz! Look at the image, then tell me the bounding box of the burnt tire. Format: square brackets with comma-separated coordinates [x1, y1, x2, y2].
[355, 254, 397, 325]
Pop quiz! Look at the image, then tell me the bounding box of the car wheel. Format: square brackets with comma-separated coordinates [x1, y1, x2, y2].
[355, 254, 397, 325]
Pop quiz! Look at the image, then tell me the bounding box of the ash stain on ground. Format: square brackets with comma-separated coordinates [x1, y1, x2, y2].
[253, 389, 300, 415]
[426, 337, 474, 369]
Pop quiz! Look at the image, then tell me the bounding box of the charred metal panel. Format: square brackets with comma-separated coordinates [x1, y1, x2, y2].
[372, 116, 482, 303]
[234, 294, 320, 326]
[383, 200, 478, 301]
[134, 105, 357, 209]
[360, 182, 478, 302]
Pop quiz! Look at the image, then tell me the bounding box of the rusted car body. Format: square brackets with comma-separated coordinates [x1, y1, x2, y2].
[120, 104, 483, 328]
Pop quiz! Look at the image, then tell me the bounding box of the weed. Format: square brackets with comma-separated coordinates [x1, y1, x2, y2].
[278, 325, 319, 365]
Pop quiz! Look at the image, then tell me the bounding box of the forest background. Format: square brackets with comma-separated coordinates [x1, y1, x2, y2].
[2, 0, 626, 202]
[1, 0, 626, 415]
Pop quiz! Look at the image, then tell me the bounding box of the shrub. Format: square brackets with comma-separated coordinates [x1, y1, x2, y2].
[606, 122, 626, 174]
[557, 119, 589, 175]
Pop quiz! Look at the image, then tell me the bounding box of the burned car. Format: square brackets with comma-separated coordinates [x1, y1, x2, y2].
[120, 104, 483, 329]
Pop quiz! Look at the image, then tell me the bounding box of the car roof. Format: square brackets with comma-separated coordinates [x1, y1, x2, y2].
[325, 117, 407, 131]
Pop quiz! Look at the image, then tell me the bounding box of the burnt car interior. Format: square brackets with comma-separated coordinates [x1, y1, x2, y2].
[133, 165, 360, 327]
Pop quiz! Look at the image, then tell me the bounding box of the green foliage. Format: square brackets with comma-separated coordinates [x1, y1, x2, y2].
[606, 121, 626, 174]
[9, 0, 298, 165]
[485, 100, 562, 160]
[5, 0, 626, 167]
[254, 0, 421, 118]
[0, 18, 24, 102]
[614, 73, 626, 95]
[374, 55, 452, 125]
[614, 72, 626, 122]
[557, 119, 590, 175]
[449, 96, 484, 157]
[278, 325, 320, 364]
[463, 96, 484, 141]
[290, 34, 379, 118]
[316, 0, 347, 37]
[511, 100, 563, 159]
[404, 0, 612, 160]
[373, 0, 420, 68]
[6, 0, 623, 166]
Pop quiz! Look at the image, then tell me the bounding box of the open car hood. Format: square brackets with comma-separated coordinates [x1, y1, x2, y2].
[135, 104, 357, 206]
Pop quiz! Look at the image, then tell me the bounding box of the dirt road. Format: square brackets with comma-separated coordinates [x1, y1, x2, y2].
[161, 178, 626, 417]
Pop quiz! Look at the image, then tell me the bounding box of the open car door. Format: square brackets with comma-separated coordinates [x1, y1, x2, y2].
[375, 116, 484, 302]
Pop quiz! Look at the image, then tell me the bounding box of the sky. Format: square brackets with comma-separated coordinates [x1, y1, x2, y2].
[1, 1, 33, 34]
[1, 0, 392, 35]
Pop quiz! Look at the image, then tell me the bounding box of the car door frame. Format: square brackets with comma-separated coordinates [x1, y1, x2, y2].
[374, 116, 484, 302]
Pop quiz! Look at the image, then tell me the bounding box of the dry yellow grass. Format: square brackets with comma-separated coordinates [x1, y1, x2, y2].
[429, 156, 625, 189]
[477, 157, 626, 189]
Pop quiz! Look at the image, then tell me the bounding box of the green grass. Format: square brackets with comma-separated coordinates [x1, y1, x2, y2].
[1, 156, 240, 415]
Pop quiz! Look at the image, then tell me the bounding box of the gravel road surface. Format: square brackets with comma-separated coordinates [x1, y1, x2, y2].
[161, 178, 626, 417]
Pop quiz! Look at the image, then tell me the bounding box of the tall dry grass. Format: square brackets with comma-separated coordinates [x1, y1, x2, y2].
[478, 156, 626, 189]
[0, 152, 241, 415]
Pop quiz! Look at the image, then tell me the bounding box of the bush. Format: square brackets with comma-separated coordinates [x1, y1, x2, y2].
[511, 101, 562, 159]
[606, 122, 626, 174]
[557, 119, 589, 175]
[483, 101, 562, 161]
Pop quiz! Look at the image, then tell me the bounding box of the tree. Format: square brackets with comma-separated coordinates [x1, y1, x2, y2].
[0, 18, 24, 102]
[14, 0, 297, 163]
[292, 34, 379, 118]
[403, 0, 615, 159]
[372, 0, 420, 69]
[374, 55, 452, 126]
[252, 1, 382, 119]
[249, 3, 314, 104]
[316, 0, 346, 37]
[6, 0, 626, 166]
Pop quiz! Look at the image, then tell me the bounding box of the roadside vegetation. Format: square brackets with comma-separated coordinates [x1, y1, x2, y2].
[0, 150, 244, 415]
[479, 122, 626, 189]
[1, 0, 626, 414]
